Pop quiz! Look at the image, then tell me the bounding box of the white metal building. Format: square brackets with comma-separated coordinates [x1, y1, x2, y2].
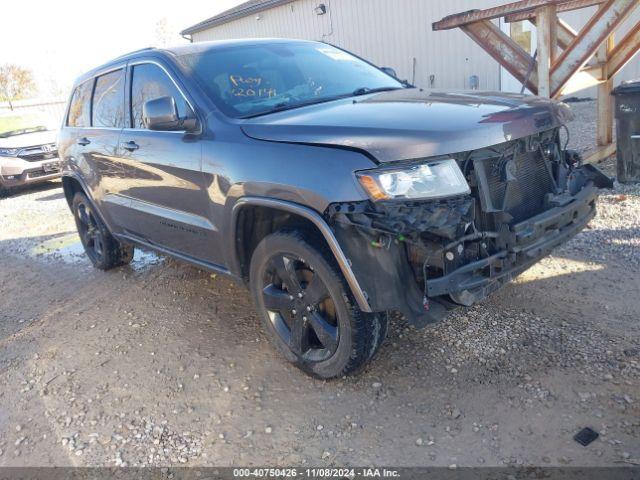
[181, 0, 639, 95]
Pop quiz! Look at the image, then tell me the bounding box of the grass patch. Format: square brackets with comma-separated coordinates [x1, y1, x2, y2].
[0, 114, 42, 134]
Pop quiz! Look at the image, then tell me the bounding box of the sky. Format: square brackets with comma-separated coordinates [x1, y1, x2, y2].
[1, 0, 246, 99]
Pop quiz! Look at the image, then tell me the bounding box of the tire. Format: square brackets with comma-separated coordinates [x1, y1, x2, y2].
[249, 230, 388, 379]
[72, 191, 134, 270]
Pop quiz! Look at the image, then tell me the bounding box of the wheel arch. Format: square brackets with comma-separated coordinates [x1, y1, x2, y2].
[230, 197, 372, 312]
[61, 173, 116, 234]
[61, 174, 85, 209]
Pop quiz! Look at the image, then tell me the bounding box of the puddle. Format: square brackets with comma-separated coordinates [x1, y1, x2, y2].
[31, 233, 87, 262]
[131, 249, 164, 272]
[29, 232, 164, 271]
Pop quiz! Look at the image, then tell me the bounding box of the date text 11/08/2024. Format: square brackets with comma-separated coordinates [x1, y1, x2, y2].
[232, 468, 400, 478]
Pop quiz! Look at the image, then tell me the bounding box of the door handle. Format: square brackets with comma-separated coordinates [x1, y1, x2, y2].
[122, 141, 139, 152]
[77, 137, 91, 146]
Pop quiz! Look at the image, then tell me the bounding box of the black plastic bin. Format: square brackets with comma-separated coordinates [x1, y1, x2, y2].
[613, 80, 640, 183]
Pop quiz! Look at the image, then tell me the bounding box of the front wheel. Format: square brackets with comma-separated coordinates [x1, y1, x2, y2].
[72, 192, 134, 270]
[249, 231, 388, 379]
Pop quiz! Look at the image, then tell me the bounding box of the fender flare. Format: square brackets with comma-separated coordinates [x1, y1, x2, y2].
[230, 196, 373, 313]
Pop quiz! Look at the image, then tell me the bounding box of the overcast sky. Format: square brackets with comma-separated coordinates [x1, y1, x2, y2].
[1, 0, 245, 98]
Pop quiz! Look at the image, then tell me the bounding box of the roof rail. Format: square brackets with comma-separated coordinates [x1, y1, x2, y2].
[112, 47, 156, 61]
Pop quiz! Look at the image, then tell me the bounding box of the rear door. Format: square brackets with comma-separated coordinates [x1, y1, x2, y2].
[61, 68, 129, 231]
[115, 61, 215, 262]
[61, 78, 94, 189]
[88, 68, 129, 228]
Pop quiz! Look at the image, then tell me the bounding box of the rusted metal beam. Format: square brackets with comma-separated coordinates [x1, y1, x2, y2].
[583, 142, 616, 164]
[460, 20, 539, 94]
[550, 0, 638, 98]
[597, 35, 615, 145]
[505, 0, 605, 22]
[550, 8, 559, 62]
[528, 17, 577, 49]
[550, 40, 609, 95]
[607, 21, 640, 79]
[557, 19, 578, 49]
[433, 0, 568, 30]
[537, 4, 558, 96]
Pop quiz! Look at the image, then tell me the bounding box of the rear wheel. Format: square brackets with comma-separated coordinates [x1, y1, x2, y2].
[72, 192, 133, 270]
[250, 231, 388, 378]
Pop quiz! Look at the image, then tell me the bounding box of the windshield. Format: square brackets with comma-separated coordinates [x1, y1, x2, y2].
[177, 42, 404, 118]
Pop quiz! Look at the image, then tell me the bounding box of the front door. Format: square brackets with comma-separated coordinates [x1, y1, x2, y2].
[500, 19, 537, 94]
[115, 61, 216, 263]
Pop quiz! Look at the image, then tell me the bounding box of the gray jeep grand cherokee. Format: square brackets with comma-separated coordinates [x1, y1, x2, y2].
[59, 39, 612, 378]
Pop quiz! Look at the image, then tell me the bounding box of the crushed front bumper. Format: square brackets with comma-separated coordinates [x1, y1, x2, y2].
[327, 164, 609, 328]
[426, 185, 597, 303]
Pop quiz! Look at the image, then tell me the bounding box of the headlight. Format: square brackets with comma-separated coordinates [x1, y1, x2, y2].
[0, 148, 20, 157]
[356, 157, 470, 201]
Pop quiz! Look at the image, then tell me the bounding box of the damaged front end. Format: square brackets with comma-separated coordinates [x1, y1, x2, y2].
[326, 128, 613, 328]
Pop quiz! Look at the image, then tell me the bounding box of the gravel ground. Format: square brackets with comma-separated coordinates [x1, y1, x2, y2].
[0, 100, 638, 467]
[562, 99, 605, 157]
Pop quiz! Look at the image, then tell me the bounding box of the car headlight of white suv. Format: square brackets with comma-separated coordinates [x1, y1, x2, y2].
[0, 148, 20, 157]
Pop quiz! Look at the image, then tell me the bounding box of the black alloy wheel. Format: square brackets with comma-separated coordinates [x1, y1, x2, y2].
[250, 231, 388, 378]
[75, 198, 105, 264]
[261, 253, 339, 362]
[71, 192, 134, 270]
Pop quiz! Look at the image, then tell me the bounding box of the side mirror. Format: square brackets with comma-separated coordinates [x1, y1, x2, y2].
[380, 67, 398, 78]
[143, 96, 198, 132]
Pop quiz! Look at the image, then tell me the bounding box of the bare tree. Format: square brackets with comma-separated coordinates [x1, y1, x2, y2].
[0, 64, 36, 110]
[154, 17, 172, 47]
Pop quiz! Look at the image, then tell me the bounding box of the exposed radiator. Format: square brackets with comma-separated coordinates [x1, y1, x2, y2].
[474, 147, 555, 223]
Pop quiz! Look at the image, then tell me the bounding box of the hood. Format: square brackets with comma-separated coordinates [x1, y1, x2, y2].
[240, 89, 573, 163]
[0, 129, 58, 149]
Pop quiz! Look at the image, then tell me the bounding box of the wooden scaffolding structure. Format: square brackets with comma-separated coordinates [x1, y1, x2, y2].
[433, 0, 640, 165]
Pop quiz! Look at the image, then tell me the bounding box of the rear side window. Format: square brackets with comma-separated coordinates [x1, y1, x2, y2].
[130, 63, 189, 129]
[92, 69, 125, 128]
[67, 80, 93, 127]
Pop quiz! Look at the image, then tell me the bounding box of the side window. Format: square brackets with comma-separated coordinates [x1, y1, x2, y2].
[92, 69, 125, 128]
[67, 80, 93, 127]
[130, 63, 189, 129]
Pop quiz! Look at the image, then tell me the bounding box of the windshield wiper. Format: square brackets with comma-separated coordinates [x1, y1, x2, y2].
[240, 94, 353, 119]
[240, 86, 407, 119]
[351, 86, 403, 96]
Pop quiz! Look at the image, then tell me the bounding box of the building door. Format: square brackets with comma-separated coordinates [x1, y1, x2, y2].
[500, 20, 537, 94]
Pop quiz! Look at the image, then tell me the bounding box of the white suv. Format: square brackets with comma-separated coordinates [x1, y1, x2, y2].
[0, 126, 60, 194]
